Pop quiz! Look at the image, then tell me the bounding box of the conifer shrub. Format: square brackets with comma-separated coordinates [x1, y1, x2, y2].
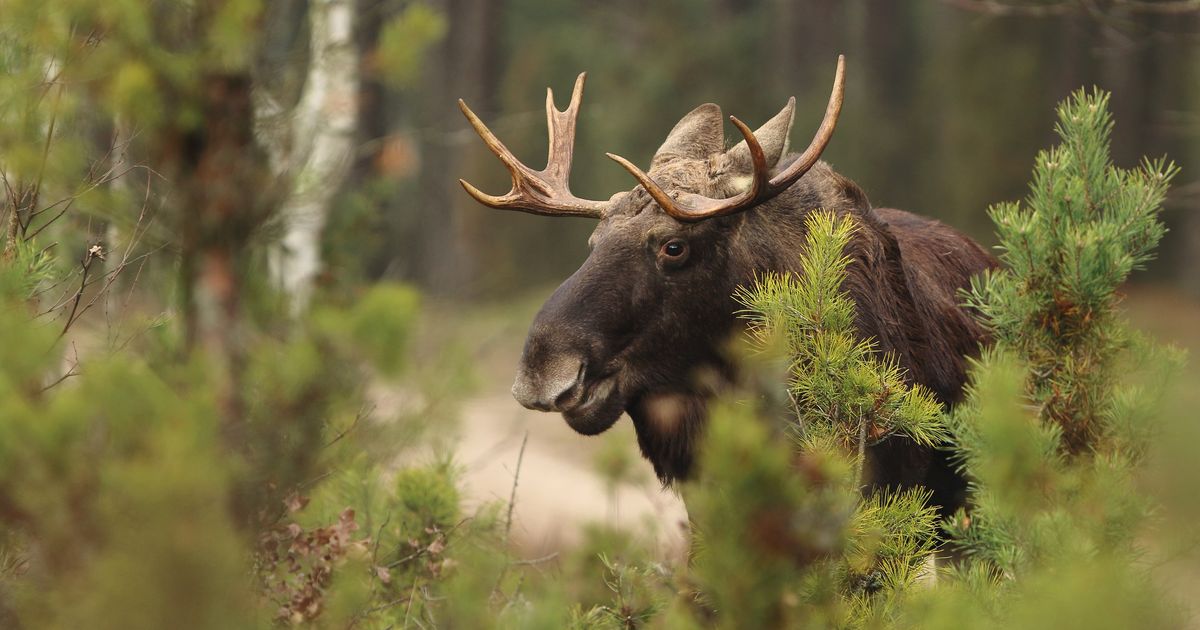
[962, 88, 1178, 455]
[923, 88, 1187, 626]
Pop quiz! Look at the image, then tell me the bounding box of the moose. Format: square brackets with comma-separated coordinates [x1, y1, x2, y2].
[458, 57, 995, 516]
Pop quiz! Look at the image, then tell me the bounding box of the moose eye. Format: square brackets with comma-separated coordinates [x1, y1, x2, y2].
[659, 239, 688, 262]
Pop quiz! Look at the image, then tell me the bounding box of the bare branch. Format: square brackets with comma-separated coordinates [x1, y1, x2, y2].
[942, 0, 1200, 15]
[58, 244, 101, 337]
[941, 0, 1075, 16]
[324, 402, 375, 448]
[40, 342, 80, 392]
[509, 552, 559, 566]
[504, 432, 529, 542]
[1112, 0, 1200, 13]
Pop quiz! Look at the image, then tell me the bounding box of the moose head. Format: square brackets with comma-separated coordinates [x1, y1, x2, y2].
[457, 59, 849, 482]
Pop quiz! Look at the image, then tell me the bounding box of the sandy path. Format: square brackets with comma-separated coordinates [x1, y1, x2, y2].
[452, 390, 689, 559]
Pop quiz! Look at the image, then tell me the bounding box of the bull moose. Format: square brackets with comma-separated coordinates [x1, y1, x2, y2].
[457, 57, 995, 516]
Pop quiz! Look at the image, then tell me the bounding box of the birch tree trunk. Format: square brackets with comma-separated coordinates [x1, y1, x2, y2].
[267, 0, 359, 313]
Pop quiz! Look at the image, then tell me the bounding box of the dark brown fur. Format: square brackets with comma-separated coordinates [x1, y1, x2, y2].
[509, 105, 996, 517]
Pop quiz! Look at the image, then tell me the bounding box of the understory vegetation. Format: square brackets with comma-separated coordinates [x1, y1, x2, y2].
[1, 2, 1197, 628]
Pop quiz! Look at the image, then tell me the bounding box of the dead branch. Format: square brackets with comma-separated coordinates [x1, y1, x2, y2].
[941, 0, 1075, 16]
[41, 342, 81, 392]
[509, 552, 559, 566]
[59, 244, 102, 337]
[324, 402, 376, 448]
[504, 431, 529, 542]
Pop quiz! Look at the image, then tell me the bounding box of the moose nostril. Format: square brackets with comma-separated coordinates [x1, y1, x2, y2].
[552, 361, 588, 409]
[511, 356, 587, 412]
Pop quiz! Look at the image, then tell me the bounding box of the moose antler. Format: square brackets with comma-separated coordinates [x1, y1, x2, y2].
[607, 55, 846, 222]
[458, 73, 607, 218]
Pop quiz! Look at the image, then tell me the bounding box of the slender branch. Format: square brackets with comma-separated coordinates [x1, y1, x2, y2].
[40, 342, 80, 392]
[504, 432, 529, 542]
[787, 388, 806, 440]
[49, 167, 162, 336]
[942, 0, 1076, 16]
[28, 164, 139, 225]
[370, 512, 392, 568]
[509, 552, 559, 566]
[59, 245, 100, 337]
[361, 592, 412, 617]
[942, 0, 1200, 15]
[41, 244, 166, 325]
[402, 579, 420, 628]
[1113, 0, 1200, 13]
[25, 78, 65, 234]
[325, 402, 375, 448]
[856, 412, 868, 491]
[38, 245, 164, 317]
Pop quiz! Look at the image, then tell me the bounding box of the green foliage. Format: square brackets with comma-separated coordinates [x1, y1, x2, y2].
[737, 212, 950, 455]
[929, 88, 1187, 626]
[965, 88, 1178, 453]
[258, 454, 498, 628]
[569, 554, 670, 629]
[392, 463, 461, 537]
[377, 3, 448, 89]
[0, 291, 256, 628]
[0, 266, 486, 627]
[313, 284, 422, 377]
[687, 400, 850, 628]
[841, 489, 939, 596]
[3, 236, 65, 298]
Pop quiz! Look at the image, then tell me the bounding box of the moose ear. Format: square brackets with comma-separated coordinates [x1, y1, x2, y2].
[651, 103, 726, 168]
[724, 97, 795, 172]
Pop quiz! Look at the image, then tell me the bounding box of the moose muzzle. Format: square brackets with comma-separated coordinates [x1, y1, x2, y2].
[511, 353, 587, 412]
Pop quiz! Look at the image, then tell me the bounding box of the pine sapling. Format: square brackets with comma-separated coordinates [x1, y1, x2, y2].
[964, 88, 1177, 454]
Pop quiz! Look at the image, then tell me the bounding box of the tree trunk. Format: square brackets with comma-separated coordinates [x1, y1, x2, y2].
[410, 0, 502, 295]
[268, 0, 360, 313]
[179, 74, 265, 446]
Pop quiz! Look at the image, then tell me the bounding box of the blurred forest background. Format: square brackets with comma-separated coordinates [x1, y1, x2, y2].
[316, 0, 1200, 300]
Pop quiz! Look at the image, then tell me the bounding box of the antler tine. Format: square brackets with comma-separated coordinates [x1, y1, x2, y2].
[605, 55, 846, 223]
[766, 54, 845, 192]
[542, 72, 587, 187]
[458, 99, 527, 176]
[458, 74, 607, 218]
[605, 153, 683, 218]
[728, 115, 769, 201]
